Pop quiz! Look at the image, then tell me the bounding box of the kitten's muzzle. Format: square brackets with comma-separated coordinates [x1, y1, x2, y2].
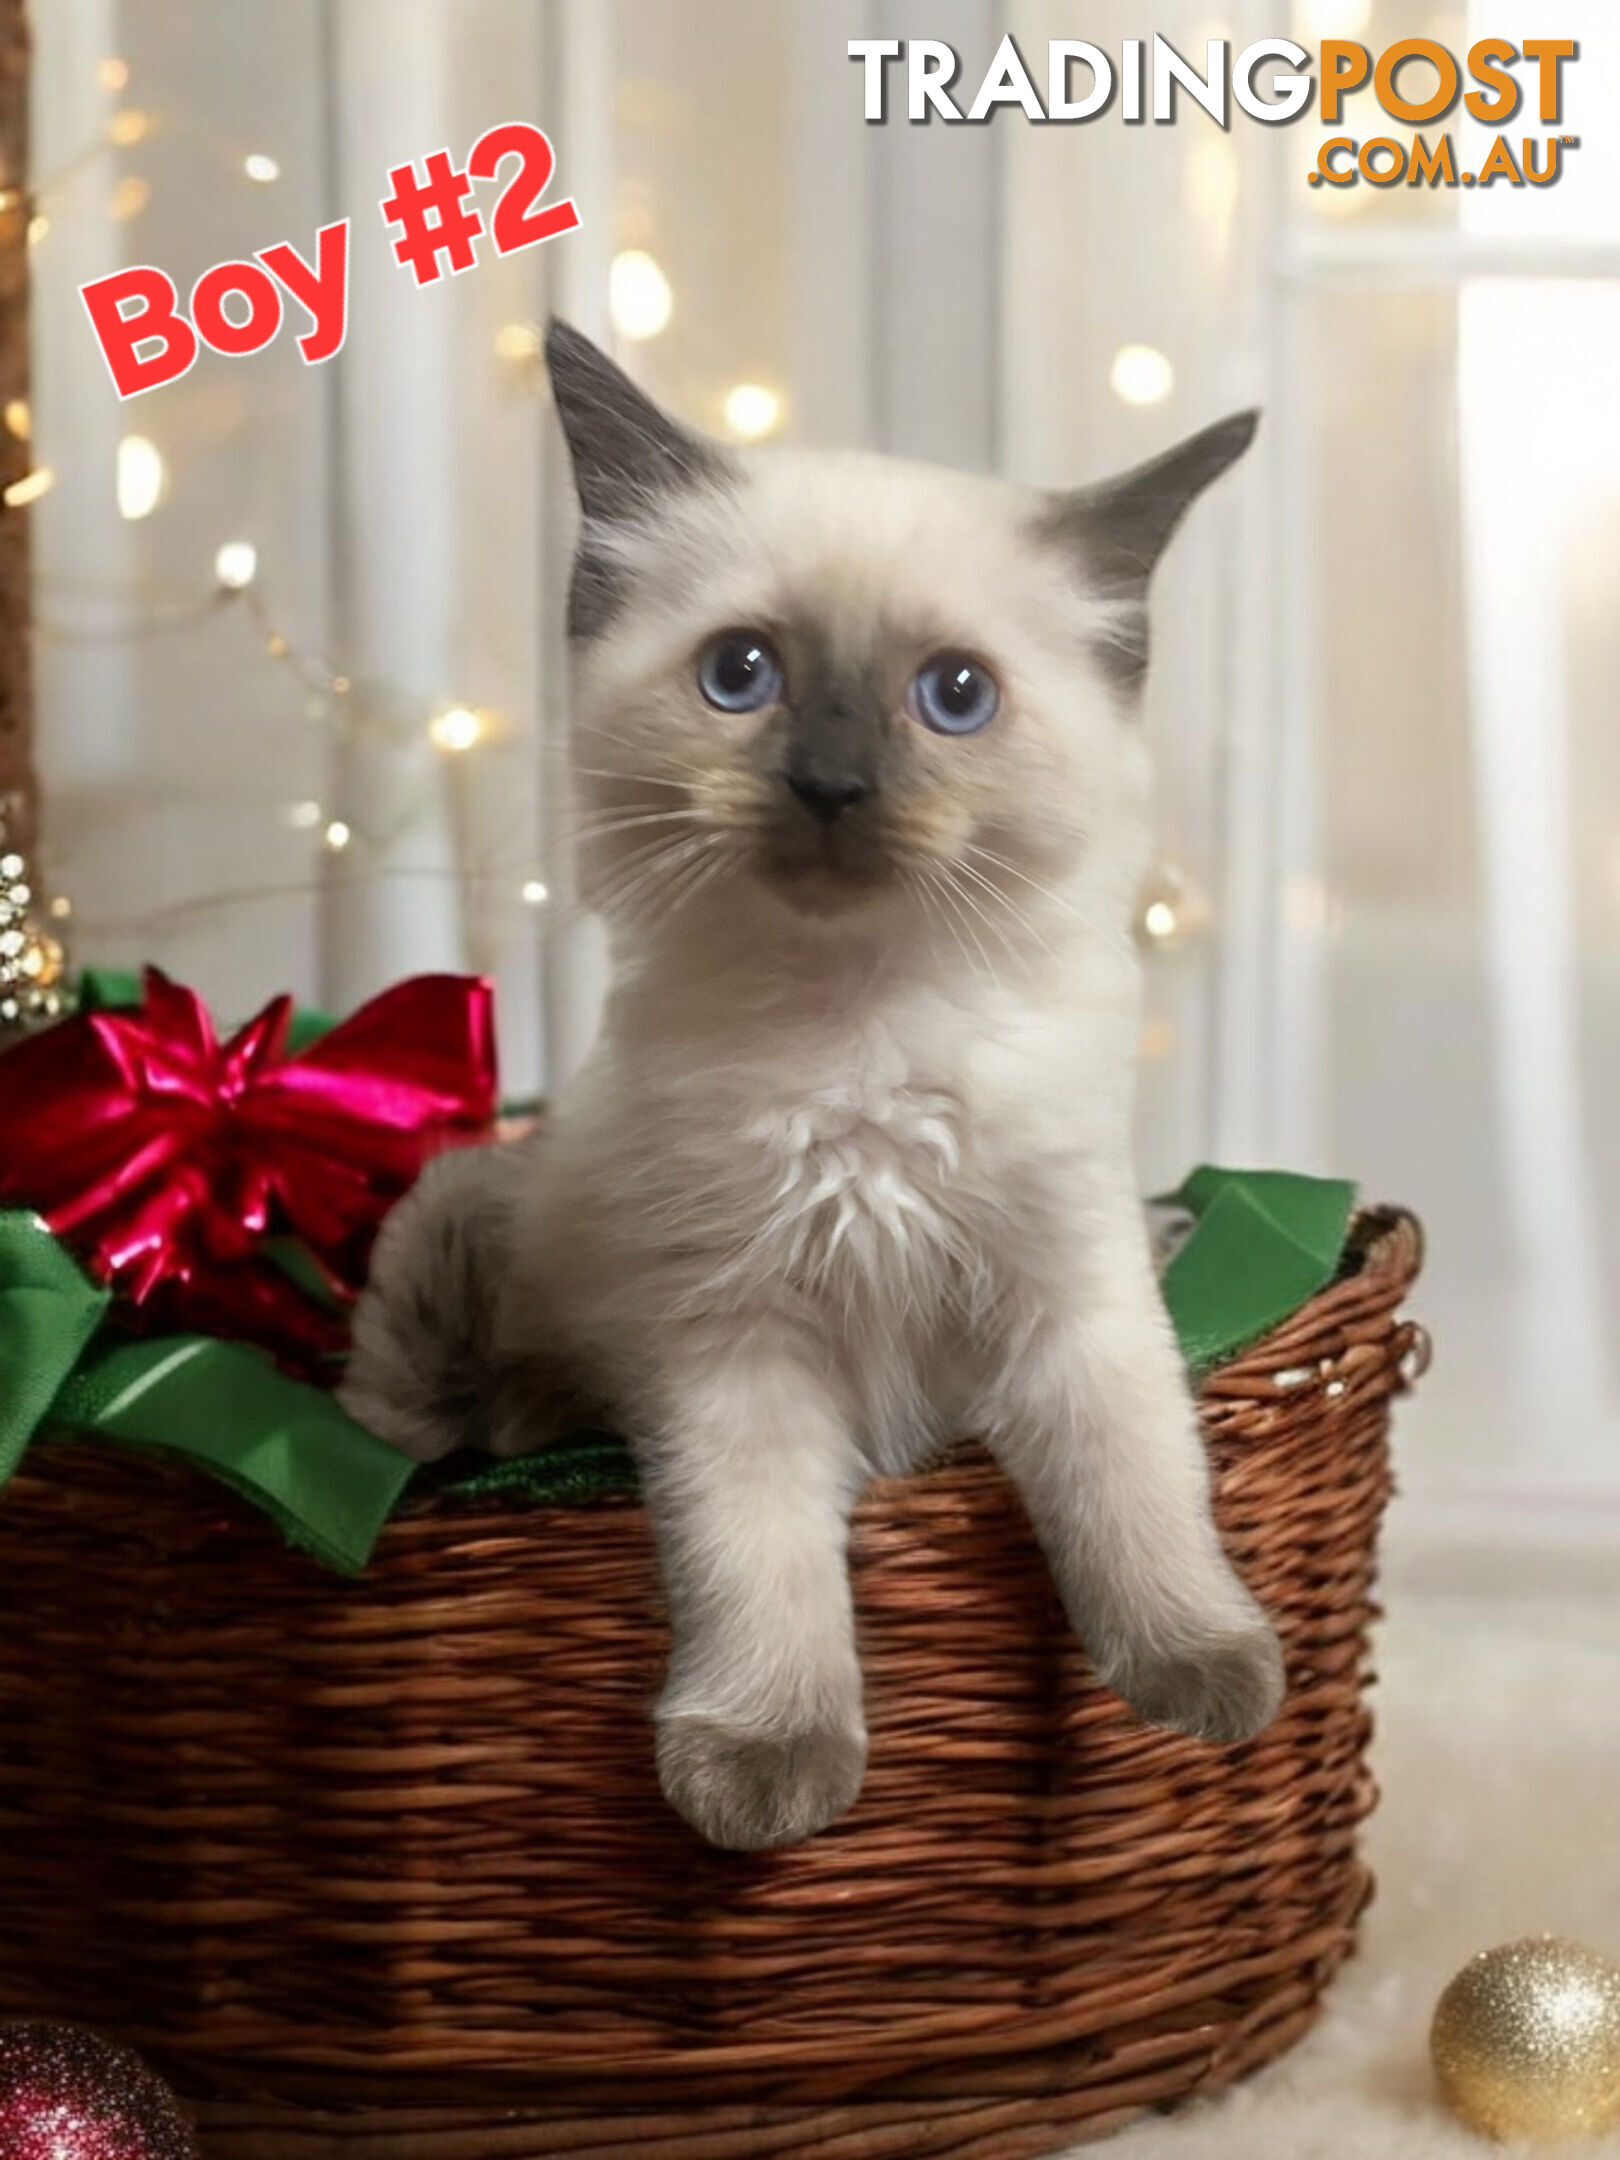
[757, 779, 895, 907]
[785, 769, 872, 824]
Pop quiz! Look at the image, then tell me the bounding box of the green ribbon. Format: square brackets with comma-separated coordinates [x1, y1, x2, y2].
[0, 1167, 1356, 1573]
[0, 1212, 111, 1484]
[1157, 1164, 1356, 1375]
[51, 1333, 416, 1574]
[0, 1214, 411, 1573]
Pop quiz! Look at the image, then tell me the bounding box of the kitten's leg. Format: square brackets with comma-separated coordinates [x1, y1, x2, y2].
[976, 1198, 1285, 1746]
[342, 1138, 573, 1461]
[636, 1332, 869, 1851]
[340, 1143, 516, 1460]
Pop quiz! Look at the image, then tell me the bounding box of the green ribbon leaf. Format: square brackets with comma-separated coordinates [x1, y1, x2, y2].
[72, 964, 144, 1012]
[49, 1332, 415, 1575]
[1158, 1165, 1356, 1375]
[0, 1209, 410, 1573]
[0, 1212, 112, 1484]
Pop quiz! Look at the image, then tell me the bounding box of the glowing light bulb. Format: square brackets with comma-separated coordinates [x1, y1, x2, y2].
[98, 57, 130, 93]
[1142, 899, 1179, 940]
[26, 214, 48, 248]
[3, 466, 55, 508]
[116, 435, 166, 519]
[4, 400, 29, 440]
[109, 174, 150, 221]
[1110, 345, 1175, 407]
[428, 705, 483, 753]
[243, 153, 280, 184]
[214, 540, 258, 590]
[521, 878, 549, 906]
[609, 250, 673, 341]
[322, 819, 352, 852]
[723, 383, 783, 441]
[494, 322, 542, 361]
[107, 108, 152, 147]
[287, 799, 322, 830]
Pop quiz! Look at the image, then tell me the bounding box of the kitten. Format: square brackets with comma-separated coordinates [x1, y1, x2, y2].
[341, 322, 1283, 1851]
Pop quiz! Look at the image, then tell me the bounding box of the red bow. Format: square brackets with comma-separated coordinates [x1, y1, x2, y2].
[0, 968, 497, 1374]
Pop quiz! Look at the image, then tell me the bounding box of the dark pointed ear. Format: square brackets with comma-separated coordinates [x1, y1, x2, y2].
[545, 320, 736, 639]
[1041, 410, 1259, 696]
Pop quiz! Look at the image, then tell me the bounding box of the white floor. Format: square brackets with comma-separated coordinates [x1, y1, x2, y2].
[1088, 1525, 1620, 2158]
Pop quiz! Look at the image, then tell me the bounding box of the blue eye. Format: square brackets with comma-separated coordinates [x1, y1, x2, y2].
[697, 630, 783, 713]
[911, 653, 999, 736]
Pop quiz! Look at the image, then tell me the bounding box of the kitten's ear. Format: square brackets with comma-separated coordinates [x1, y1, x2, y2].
[545, 320, 735, 640]
[1044, 410, 1259, 695]
[544, 318, 732, 528]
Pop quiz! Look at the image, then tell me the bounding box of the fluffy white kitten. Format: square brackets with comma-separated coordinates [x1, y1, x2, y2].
[341, 322, 1282, 1851]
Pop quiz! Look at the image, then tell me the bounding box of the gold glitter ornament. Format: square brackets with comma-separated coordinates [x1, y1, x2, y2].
[1430, 1936, 1620, 2142]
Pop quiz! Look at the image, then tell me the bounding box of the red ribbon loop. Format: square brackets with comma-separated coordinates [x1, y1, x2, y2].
[0, 968, 498, 1374]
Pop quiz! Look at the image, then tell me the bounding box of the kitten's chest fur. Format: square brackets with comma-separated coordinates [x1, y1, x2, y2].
[613, 972, 1086, 1323]
[738, 1040, 969, 1299]
[688, 1022, 980, 1462]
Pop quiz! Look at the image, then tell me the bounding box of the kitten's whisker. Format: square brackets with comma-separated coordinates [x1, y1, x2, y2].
[587, 827, 694, 884]
[622, 844, 728, 939]
[589, 832, 711, 924]
[542, 745, 693, 789]
[605, 838, 709, 918]
[575, 808, 708, 844]
[959, 841, 1082, 916]
[550, 717, 686, 762]
[567, 766, 693, 793]
[911, 861, 991, 982]
[961, 841, 1131, 959]
[951, 854, 1056, 965]
[933, 865, 1006, 982]
[926, 869, 985, 982]
[950, 871, 1029, 966]
[626, 834, 720, 920]
[660, 839, 736, 926]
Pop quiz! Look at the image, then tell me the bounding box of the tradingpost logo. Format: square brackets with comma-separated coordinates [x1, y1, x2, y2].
[849, 35, 1579, 190]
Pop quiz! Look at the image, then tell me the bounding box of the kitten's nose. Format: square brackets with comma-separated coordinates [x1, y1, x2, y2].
[786, 771, 871, 824]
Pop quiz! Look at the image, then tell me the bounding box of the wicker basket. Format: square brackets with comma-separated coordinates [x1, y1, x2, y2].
[0, 1209, 1424, 2160]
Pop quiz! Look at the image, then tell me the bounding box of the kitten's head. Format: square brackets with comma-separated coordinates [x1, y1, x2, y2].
[546, 322, 1255, 947]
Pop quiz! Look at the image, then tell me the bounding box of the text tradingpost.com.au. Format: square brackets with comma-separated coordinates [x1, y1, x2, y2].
[850, 33, 1579, 191]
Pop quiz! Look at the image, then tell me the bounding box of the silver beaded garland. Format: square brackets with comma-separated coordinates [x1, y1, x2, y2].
[0, 839, 68, 1036]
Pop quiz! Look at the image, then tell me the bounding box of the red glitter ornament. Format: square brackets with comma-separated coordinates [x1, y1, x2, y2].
[0, 2022, 198, 2160]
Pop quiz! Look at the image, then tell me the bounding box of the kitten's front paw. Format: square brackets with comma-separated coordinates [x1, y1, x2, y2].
[1108, 1618, 1287, 1746]
[656, 1713, 868, 1851]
